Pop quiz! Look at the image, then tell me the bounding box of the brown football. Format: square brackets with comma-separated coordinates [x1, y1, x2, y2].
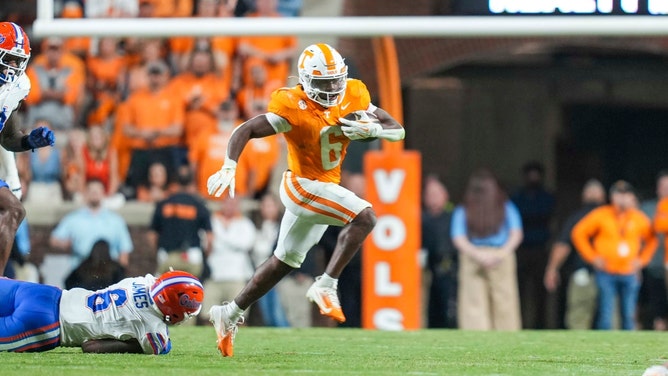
[341, 111, 379, 142]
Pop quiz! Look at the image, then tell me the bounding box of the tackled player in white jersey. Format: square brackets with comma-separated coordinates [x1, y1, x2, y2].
[0, 270, 204, 353]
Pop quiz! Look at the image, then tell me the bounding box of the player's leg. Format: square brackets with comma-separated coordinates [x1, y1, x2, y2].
[0, 182, 25, 275]
[279, 172, 374, 323]
[210, 196, 331, 356]
[323, 207, 376, 278]
[227, 203, 326, 308]
[0, 279, 62, 352]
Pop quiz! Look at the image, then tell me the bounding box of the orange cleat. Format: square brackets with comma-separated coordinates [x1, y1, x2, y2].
[306, 281, 346, 323]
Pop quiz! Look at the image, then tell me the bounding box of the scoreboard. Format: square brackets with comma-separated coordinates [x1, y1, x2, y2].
[453, 0, 668, 15]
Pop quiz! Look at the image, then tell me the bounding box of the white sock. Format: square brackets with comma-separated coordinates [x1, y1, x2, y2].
[228, 301, 245, 320]
[318, 273, 338, 289]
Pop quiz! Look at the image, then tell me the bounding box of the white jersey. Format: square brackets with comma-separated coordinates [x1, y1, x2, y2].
[0, 73, 31, 198]
[58, 275, 171, 355]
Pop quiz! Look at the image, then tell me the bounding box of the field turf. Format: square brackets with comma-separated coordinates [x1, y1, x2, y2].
[1, 326, 666, 375]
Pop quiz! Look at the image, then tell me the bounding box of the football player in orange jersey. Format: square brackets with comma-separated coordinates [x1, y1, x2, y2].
[206, 43, 404, 357]
[0, 22, 55, 276]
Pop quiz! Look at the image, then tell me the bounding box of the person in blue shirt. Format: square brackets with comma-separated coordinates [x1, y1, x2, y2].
[451, 168, 524, 330]
[49, 179, 133, 270]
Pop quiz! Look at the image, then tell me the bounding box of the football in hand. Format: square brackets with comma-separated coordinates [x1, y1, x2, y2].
[341, 111, 380, 142]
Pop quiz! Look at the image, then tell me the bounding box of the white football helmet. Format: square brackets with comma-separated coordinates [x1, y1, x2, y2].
[297, 43, 348, 108]
[0, 22, 30, 85]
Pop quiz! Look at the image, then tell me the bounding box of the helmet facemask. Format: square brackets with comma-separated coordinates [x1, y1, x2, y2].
[300, 71, 347, 108]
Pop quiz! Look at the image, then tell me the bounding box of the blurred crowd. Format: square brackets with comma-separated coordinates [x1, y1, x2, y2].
[422, 163, 668, 332]
[6, 0, 666, 331]
[16, 0, 301, 208]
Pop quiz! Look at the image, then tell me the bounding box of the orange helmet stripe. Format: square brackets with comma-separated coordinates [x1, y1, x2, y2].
[315, 43, 336, 70]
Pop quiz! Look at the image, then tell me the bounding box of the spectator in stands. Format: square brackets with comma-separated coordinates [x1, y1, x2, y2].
[543, 179, 606, 329]
[201, 195, 257, 323]
[189, 100, 244, 198]
[117, 38, 167, 100]
[511, 160, 556, 329]
[236, 58, 281, 120]
[452, 168, 523, 331]
[422, 175, 457, 328]
[237, 0, 298, 87]
[25, 119, 63, 204]
[572, 180, 657, 330]
[119, 60, 184, 192]
[60, 1, 90, 61]
[639, 171, 668, 330]
[64, 239, 125, 291]
[111, 102, 133, 189]
[142, 0, 193, 17]
[60, 128, 86, 202]
[25, 37, 85, 130]
[148, 165, 212, 277]
[277, 0, 303, 17]
[136, 161, 171, 203]
[85, 0, 139, 18]
[85, 37, 124, 128]
[237, 136, 281, 200]
[49, 179, 134, 270]
[169, 49, 229, 151]
[252, 192, 289, 327]
[82, 125, 120, 196]
[169, 0, 238, 86]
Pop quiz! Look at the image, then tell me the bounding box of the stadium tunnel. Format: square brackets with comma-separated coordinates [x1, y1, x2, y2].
[404, 41, 668, 221]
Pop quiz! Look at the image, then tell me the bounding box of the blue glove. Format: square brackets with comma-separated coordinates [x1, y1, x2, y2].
[26, 126, 55, 149]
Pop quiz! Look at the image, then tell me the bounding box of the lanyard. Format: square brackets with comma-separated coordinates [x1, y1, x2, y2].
[614, 211, 630, 238]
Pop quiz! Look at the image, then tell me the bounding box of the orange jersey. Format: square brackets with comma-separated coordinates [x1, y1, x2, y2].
[267, 79, 371, 184]
[571, 205, 657, 275]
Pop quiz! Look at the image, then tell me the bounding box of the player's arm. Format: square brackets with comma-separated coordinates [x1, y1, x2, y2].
[81, 338, 144, 354]
[0, 114, 55, 152]
[340, 108, 405, 142]
[226, 115, 277, 162]
[207, 115, 276, 198]
[0, 115, 27, 152]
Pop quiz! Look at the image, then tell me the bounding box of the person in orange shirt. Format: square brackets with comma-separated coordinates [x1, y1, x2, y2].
[25, 37, 85, 130]
[140, 0, 193, 17]
[572, 180, 657, 330]
[236, 0, 297, 87]
[168, 0, 238, 84]
[189, 99, 246, 198]
[236, 58, 283, 120]
[206, 43, 405, 357]
[169, 49, 229, 152]
[85, 37, 125, 128]
[117, 38, 166, 100]
[60, 1, 90, 60]
[119, 60, 184, 193]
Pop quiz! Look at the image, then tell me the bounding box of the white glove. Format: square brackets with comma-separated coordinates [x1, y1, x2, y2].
[207, 158, 237, 198]
[339, 116, 383, 140]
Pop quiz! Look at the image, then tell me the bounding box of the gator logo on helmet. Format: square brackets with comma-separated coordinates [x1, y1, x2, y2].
[179, 293, 201, 310]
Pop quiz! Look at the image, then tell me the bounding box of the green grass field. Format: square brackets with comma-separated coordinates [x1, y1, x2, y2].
[0, 326, 666, 375]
